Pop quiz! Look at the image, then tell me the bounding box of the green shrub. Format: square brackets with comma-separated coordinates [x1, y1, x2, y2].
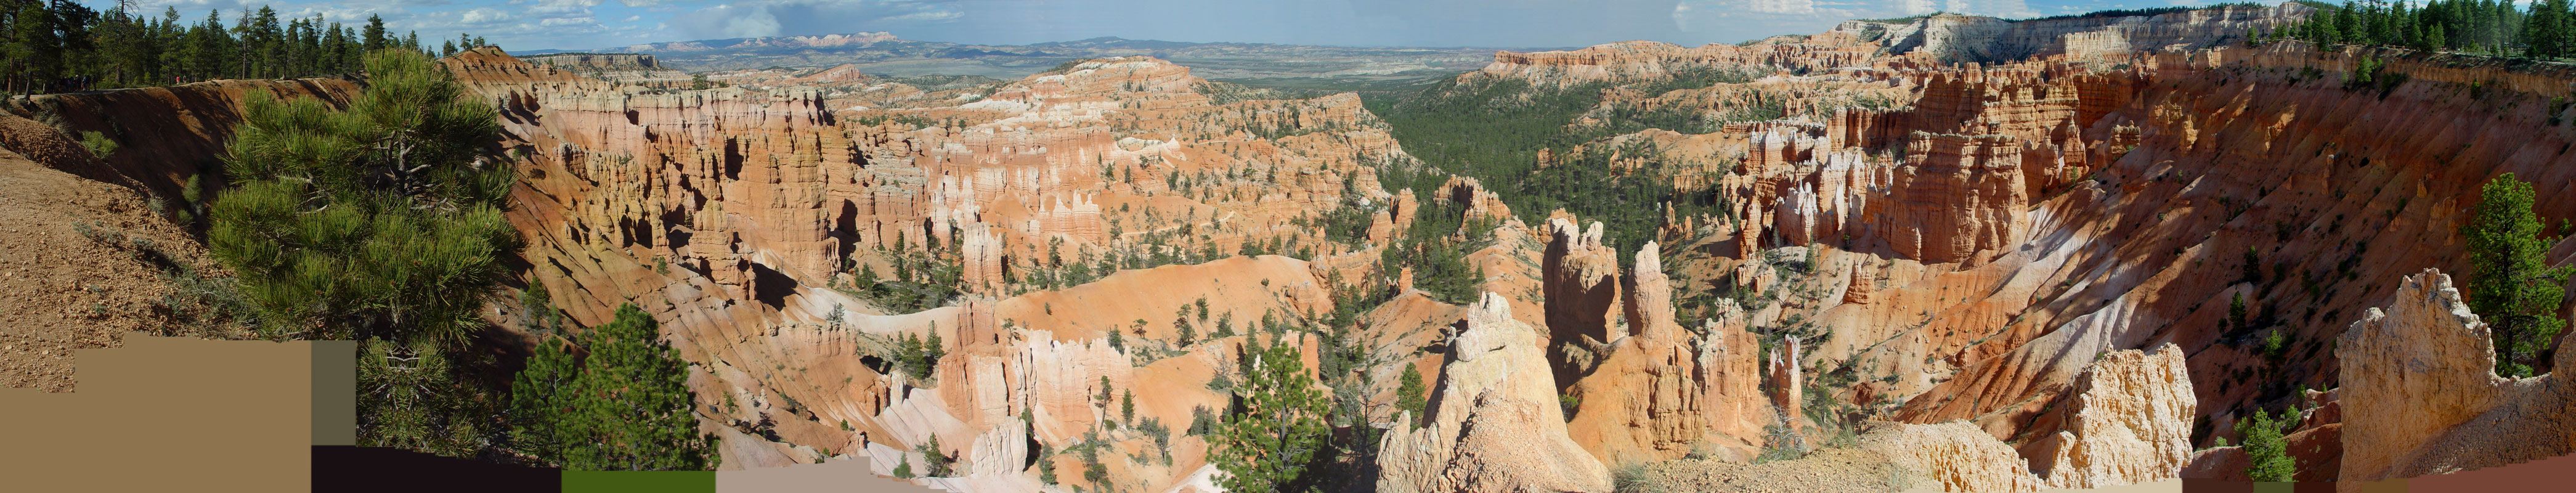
[1612, 461, 1668, 493]
[917, 434, 951, 477]
[1187, 405, 1220, 435]
[78, 131, 118, 158]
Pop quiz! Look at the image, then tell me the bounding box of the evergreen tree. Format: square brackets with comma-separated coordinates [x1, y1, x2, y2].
[917, 433, 950, 477]
[1099, 376, 1114, 405]
[2461, 173, 2570, 377]
[2238, 408, 2296, 481]
[2229, 292, 2251, 333]
[508, 332, 580, 460]
[1121, 389, 1136, 424]
[2529, 0, 2568, 58]
[208, 49, 518, 456]
[211, 48, 515, 343]
[362, 14, 385, 52]
[9, 1, 63, 94]
[925, 327, 945, 366]
[1209, 336, 1331, 492]
[1396, 364, 1426, 426]
[508, 304, 717, 470]
[187, 9, 230, 81]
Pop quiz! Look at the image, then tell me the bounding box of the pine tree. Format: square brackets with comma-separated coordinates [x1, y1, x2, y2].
[508, 304, 718, 470]
[188, 9, 229, 81]
[917, 433, 950, 477]
[211, 49, 519, 457]
[2238, 408, 2296, 481]
[211, 48, 514, 343]
[2229, 292, 2251, 333]
[2527, 0, 2569, 59]
[1209, 338, 1331, 492]
[362, 14, 384, 51]
[1396, 364, 1427, 426]
[1097, 376, 1115, 414]
[9, 1, 63, 94]
[925, 328, 945, 369]
[1121, 389, 1136, 424]
[508, 333, 579, 460]
[2461, 173, 2571, 377]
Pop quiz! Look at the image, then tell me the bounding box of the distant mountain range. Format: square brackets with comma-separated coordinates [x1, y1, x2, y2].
[519, 33, 1566, 89]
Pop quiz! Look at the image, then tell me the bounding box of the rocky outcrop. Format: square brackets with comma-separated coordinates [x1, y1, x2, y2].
[1378, 292, 1611, 493]
[2337, 269, 2576, 484]
[1850, 345, 2192, 492]
[1442, 176, 1514, 222]
[1766, 336, 1803, 426]
[1861, 422, 2044, 492]
[1693, 301, 1769, 458]
[1566, 243, 1769, 464]
[2039, 343, 2196, 489]
[1542, 218, 1622, 383]
[1870, 132, 2031, 266]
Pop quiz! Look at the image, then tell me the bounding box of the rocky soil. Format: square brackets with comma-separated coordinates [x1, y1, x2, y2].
[0, 80, 349, 391]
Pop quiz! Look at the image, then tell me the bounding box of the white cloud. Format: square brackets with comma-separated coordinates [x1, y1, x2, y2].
[460, 8, 513, 24]
[540, 17, 596, 26]
[1750, 0, 1818, 15]
[1944, 0, 2043, 18]
[723, 7, 784, 37]
[885, 9, 965, 22]
[531, 0, 602, 15]
[622, 15, 643, 22]
[671, 0, 966, 41]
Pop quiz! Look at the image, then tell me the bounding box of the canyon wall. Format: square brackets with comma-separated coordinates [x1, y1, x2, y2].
[1864, 4, 2312, 63]
[1466, 5, 2576, 487]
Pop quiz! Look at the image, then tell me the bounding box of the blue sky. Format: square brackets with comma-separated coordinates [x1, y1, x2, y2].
[81, 0, 2268, 52]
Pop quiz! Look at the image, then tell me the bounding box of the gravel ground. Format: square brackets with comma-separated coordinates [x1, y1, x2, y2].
[1630, 447, 1923, 493]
